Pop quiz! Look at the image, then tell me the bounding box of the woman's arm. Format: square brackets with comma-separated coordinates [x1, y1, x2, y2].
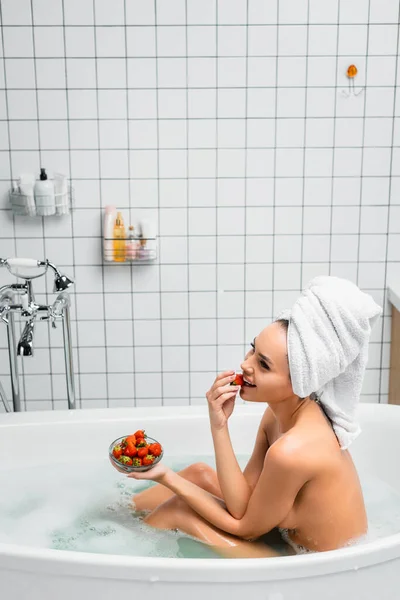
[157, 437, 309, 539]
[206, 371, 257, 519]
[161, 468, 242, 536]
[211, 424, 252, 519]
[237, 442, 311, 539]
[211, 407, 271, 518]
[242, 408, 271, 491]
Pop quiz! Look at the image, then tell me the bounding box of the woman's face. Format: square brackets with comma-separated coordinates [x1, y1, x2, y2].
[239, 322, 294, 404]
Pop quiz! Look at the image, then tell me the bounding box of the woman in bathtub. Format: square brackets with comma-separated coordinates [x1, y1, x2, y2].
[110, 277, 380, 556]
[110, 323, 365, 556]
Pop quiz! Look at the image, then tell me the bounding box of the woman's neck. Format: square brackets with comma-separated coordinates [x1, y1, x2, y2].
[268, 395, 312, 433]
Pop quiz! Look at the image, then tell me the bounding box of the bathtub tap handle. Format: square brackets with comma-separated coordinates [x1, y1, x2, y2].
[39, 313, 57, 328]
[0, 303, 10, 324]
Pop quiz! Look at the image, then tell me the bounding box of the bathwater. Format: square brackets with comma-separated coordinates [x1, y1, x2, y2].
[0, 456, 399, 559]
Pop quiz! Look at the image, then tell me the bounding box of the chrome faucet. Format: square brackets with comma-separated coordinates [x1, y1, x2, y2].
[0, 258, 76, 411]
[18, 318, 35, 357]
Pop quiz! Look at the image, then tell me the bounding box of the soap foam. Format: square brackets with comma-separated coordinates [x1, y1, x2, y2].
[0, 457, 221, 559]
[0, 457, 399, 559]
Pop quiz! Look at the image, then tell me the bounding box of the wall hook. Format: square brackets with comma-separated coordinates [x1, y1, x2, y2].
[341, 64, 364, 98]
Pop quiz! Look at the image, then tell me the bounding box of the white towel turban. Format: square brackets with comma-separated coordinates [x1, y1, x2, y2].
[275, 276, 382, 449]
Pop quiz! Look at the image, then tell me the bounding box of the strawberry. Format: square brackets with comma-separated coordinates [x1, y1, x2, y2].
[126, 434, 137, 446]
[136, 439, 147, 448]
[119, 455, 133, 466]
[148, 442, 162, 457]
[134, 430, 146, 439]
[112, 445, 122, 459]
[123, 441, 137, 457]
[137, 446, 149, 458]
[142, 454, 155, 466]
[230, 373, 244, 386]
[132, 457, 142, 467]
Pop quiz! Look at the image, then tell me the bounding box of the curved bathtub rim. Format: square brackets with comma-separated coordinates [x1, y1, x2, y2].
[1, 404, 400, 583]
[1, 531, 400, 583]
[0, 402, 397, 428]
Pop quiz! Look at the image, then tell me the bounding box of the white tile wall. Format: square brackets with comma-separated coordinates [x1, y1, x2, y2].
[0, 0, 399, 411]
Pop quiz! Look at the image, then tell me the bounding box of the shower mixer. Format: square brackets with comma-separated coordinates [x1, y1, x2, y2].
[0, 257, 76, 412]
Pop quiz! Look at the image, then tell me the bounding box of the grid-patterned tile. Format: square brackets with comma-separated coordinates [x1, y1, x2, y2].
[0, 0, 399, 411]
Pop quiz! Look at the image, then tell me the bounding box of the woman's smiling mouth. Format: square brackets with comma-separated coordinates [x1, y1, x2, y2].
[242, 376, 256, 387]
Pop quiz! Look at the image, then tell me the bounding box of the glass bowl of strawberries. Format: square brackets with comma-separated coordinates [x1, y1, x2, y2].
[109, 430, 163, 473]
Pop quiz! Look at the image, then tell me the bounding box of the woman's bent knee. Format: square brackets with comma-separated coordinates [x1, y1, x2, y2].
[174, 463, 222, 500]
[144, 494, 188, 530]
[185, 462, 216, 484]
[185, 461, 213, 474]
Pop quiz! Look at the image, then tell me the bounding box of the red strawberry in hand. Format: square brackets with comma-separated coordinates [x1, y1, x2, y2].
[230, 373, 244, 386]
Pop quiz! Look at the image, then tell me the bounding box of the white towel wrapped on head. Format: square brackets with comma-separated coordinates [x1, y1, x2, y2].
[276, 276, 382, 450]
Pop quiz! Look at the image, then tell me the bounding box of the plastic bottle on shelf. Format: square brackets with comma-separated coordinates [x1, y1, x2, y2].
[54, 173, 69, 215]
[103, 205, 116, 261]
[139, 218, 157, 260]
[113, 211, 126, 262]
[17, 173, 36, 216]
[34, 168, 56, 216]
[126, 225, 138, 260]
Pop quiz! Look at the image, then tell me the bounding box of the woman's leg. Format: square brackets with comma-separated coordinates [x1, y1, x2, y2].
[133, 462, 223, 512]
[143, 494, 279, 558]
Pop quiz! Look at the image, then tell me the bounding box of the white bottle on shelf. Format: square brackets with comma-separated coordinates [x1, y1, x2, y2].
[54, 172, 69, 215]
[139, 218, 157, 260]
[34, 168, 55, 216]
[17, 173, 36, 216]
[126, 225, 139, 260]
[103, 205, 117, 261]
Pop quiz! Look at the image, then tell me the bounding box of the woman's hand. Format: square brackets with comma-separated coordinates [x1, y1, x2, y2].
[206, 371, 240, 430]
[127, 463, 171, 482]
[109, 456, 171, 482]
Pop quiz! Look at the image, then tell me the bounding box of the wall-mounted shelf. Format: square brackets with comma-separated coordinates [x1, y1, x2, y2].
[103, 237, 157, 263]
[9, 184, 74, 217]
[103, 207, 157, 264]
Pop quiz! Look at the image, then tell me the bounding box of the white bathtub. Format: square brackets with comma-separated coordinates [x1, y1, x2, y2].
[0, 403, 400, 600]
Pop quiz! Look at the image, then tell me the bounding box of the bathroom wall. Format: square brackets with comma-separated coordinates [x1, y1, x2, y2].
[0, 0, 399, 411]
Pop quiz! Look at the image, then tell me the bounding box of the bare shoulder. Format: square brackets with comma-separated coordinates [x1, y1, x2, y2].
[267, 427, 339, 479]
